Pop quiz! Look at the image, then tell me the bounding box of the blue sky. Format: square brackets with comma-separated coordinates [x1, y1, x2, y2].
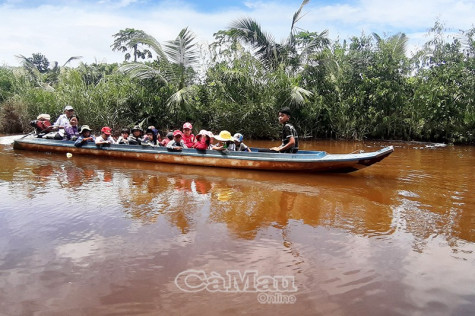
[0, 0, 473, 66]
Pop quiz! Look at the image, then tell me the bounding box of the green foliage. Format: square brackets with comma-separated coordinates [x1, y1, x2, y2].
[27, 53, 50, 73]
[0, 14, 474, 144]
[111, 28, 153, 62]
[0, 67, 17, 103]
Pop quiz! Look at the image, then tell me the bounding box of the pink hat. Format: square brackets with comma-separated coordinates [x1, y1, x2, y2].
[101, 126, 111, 135]
[183, 122, 192, 130]
[173, 130, 183, 137]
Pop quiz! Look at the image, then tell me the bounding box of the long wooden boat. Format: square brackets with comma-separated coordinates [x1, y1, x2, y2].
[13, 136, 394, 173]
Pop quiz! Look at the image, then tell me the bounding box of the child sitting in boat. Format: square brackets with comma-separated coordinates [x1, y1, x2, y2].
[128, 125, 144, 145]
[233, 133, 251, 152]
[192, 130, 213, 150]
[161, 131, 173, 147]
[142, 128, 158, 146]
[74, 125, 95, 147]
[147, 126, 161, 144]
[212, 130, 235, 151]
[117, 128, 130, 144]
[64, 116, 80, 141]
[95, 126, 116, 146]
[182, 122, 195, 148]
[167, 130, 188, 150]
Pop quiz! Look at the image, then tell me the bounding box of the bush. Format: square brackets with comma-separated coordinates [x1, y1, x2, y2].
[0, 97, 30, 133]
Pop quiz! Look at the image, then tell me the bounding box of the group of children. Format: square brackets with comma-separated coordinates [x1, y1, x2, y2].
[31, 105, 298, 153]
[81, 122, 252, 152]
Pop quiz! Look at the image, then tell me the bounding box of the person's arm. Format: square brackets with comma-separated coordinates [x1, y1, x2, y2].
[212, 142, 226, 151]
[74, 136, 84, 147]
[275, 136, 295, 152]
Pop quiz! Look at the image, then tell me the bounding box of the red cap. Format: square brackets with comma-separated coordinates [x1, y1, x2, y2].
[101, 126, 111, 135]
[173, 130, 183, 137]
[183, 122, 192, 130]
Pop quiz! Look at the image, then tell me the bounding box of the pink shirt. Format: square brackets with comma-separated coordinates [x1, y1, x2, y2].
[182, 133, 195, 148]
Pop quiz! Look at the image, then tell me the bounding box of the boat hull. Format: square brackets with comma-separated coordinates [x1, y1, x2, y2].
[13, 137, 394, 173]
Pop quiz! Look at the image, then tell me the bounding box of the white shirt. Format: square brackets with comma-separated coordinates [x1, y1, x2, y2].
[95, 135, 116, 144]
[167, 139, 187, 148]
[53, 114, 71, 128]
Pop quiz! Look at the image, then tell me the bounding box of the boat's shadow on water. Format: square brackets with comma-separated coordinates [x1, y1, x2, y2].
[5, 149, 400, 240]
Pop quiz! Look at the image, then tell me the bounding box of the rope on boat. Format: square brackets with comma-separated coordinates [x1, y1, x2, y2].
[350, 149, 365, 154]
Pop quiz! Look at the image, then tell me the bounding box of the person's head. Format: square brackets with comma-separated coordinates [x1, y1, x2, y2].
[64, 105, 74, 118]
[183, 122, 192, 136]
[121, 128, 130, 139]
[166, 131, 174, 140]
[131, 125, 142, 137]
[80, 125, 91, 137]
[145, 128, 154, 139]
[101, 126, 111, 138]
[173, 130, 183, 141]
[196, 130, 206, 142]
[206, 131, 214, 144]
[233, 133, 243, 144]
[278, 107, 291, 124]
[69, 116, 78, 126]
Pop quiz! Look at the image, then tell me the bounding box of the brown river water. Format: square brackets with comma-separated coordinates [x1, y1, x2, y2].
[0, 136, 473, 315]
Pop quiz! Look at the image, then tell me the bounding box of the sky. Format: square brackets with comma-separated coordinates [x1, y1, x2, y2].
[0, 0, 473, 67]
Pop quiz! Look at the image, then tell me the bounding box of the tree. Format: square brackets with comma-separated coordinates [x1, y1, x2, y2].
[226, 0, 328, 73]
[111, 28, 153, 62]
[28, 53, 50, 73]
[119, 27, 200, 125]
[16, 53, 82, 88]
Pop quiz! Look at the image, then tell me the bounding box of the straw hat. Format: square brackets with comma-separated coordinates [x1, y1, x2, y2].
[79, 125, 91, 134]
[214, 130, 234, 142]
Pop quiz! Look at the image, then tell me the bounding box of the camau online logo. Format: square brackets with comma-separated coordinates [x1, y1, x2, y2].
[175, 269, 298, 304]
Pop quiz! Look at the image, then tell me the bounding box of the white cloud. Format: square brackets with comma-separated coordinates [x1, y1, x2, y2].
[0, 0, 473, 66]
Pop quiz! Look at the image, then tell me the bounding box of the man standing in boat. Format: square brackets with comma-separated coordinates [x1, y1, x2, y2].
[270, 107, 299, 153]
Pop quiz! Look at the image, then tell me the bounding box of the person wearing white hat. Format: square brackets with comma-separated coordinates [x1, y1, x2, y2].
[233, 133, 251, 152]
[192, 130, 213, 150]
[53, 105, 75, 132]
[74, 125, 95, 147]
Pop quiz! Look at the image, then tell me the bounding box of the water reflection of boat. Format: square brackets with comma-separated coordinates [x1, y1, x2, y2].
[13, 137, 393, 173]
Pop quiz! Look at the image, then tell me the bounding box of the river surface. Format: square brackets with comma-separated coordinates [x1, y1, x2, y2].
[0, 136, 474, 315]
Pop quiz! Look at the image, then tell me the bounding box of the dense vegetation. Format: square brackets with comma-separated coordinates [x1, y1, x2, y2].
[0, 1, 474, 143]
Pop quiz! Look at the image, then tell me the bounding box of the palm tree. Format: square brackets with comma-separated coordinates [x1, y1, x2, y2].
[119, 27, 200, 122]
[224, 0, 329, 107]
[111, 28, 153, 62]
[372, 32, 408, 60]
[16, 54, 82, 88]
[227, 0, 328, 73]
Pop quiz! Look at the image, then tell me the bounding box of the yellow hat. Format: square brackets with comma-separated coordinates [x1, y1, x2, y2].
[214, 130, 234, 142]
